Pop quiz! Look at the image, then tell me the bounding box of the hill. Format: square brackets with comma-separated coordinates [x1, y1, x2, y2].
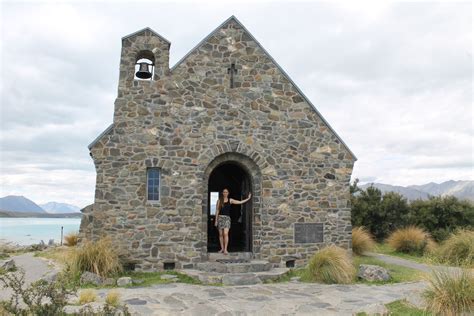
[0, 195, 45, 213]
[40, 202, 81, 214]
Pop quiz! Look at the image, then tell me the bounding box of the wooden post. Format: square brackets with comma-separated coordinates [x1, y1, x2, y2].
[61, 226, 63, 246]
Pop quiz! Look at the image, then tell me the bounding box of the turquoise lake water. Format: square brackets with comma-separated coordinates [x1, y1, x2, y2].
[0, 218, 82, 245]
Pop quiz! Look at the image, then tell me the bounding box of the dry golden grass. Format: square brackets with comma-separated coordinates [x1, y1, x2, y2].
[71, 237, 122, 278]
[308, 245, 355, 284]
[435, 230, 474, 267]
[78, 289, 97, 304]
[64, 232, 79, 247]
[423, 269, 474, 316]
[352, 226, 375, 255]
[36, 246, 75, 266]
[386, 226, 433, 254]
[105, 290, 121, 307]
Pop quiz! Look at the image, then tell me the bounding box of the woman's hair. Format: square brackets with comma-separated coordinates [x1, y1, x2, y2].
[218, 188, 230, 211]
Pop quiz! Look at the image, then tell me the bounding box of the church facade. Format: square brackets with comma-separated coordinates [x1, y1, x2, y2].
[80, 16, 356, 271]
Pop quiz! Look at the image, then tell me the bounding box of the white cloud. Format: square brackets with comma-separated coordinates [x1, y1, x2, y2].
[0, 1, 472, 206]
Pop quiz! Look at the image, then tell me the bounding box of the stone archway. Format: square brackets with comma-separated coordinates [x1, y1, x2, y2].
[202, 152, 262, 255]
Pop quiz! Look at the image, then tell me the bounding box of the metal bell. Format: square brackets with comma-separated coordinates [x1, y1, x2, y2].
[135, 62, 152, 79]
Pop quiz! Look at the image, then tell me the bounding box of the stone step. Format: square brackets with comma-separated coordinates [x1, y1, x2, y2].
[207, 252, 253, 262]
[195, 260, 272, 273]
[181, 268, 289, 285]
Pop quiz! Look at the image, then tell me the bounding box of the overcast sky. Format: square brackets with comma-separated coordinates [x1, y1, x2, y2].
[0, 1, 472, 207]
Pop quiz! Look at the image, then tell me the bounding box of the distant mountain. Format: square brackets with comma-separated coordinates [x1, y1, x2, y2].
[40, 202, 81, 214]
[0, 195, 46, 213]
[360, 180, 473, 202]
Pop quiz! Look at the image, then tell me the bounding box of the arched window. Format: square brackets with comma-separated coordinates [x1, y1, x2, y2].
[135, 50, 155, 80]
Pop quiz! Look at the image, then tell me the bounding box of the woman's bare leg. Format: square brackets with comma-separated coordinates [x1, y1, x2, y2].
[223, 228, 230, 254]
[218, 229, 224, 253]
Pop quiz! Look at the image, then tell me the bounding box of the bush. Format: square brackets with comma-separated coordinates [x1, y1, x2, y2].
[423, 269, 474, 316]
[64, 232, 79, 247]
[78, 289, 97, 304]
[386, 226, 433, 254]
[0, 268, 75, 315]
[71, 237, 122, 278]
[352, 226, 375, 255]
[435, 230, 474, 267]
[105, 290, 121, 307]
[308, 245, 355, 284]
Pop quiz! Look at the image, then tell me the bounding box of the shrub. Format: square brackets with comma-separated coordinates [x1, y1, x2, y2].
[0, 268, 75, 315]
[78, 289, 97, 304]
[435, 230, 474, 267]
[105, 290, 121, 307]
[352, 226, 375, 255]
[308, 245, 355, 284]
[423, 269, 474, 316]
[386, 226, 433, 254]
[64, 232, 79, 247]
[71, 237, 122, 278]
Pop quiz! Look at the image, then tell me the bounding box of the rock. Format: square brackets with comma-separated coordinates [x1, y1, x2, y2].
[222, 273, 262, 286]
[117, 276, 132, 286]
[132, 279, 144, 285]
[103, 278, 116, 286]
[1, 259, 16, 271]
[41, 270, 59, 283]
[63, 305, 82, 314]
[290, 276, 301, 282]
[358, 303, 389, 315]
[161, 274, 178, 280]
[48, 239, 55, 246]
[80, 302, 104, 313]
[358, 264, 391, 282]
[80, 271, 103, 286]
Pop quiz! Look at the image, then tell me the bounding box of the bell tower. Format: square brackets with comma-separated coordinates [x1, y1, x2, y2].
[118, 27, 170, 89]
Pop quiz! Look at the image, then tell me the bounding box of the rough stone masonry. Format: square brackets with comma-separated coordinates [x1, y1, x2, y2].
[80, 16, 356, 271]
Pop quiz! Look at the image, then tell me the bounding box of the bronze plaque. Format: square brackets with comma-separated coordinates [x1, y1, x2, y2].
[294, 223, 324, 243]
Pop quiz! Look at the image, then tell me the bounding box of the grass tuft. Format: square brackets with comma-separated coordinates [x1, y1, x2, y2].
[435, 229, 474, 267]
[64, 232, 79, 247]
[78, 289, 97, 304]
[308, 245, 355, 284]
[71, 237, 122, 278]
[352, 226, 375, 255]
[386, 226, 434, 255]
[423, 269, 474, 316]
[105, 290, 121, 307]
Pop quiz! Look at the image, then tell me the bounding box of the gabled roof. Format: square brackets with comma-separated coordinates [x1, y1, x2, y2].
[90, 17, 357, 160]
[122, 27, 171, 46]
[88, 123, 113, 150]
[170, 16, 356, 160]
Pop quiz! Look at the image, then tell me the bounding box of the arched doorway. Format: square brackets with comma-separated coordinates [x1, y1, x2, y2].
[207, 162, 252, 252]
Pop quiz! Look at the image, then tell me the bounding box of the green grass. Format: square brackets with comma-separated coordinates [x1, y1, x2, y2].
[268, 255, 424, 285]
[356, 300, 430, 316]
[375, 243, 434, 264]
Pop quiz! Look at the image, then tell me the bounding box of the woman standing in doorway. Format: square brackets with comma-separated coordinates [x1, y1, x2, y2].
[214, 188, 251, 255]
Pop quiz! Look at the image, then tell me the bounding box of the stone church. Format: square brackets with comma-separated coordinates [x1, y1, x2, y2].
[80, 16, 356, 271]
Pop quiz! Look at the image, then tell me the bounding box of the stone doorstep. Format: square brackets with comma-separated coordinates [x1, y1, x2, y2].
[180, 267, 289, 285]
[207, 252, 253, 262]
[195, 260, 272, 273]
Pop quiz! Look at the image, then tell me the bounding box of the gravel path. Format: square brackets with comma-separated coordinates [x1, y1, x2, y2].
[367, 252, 467, 274]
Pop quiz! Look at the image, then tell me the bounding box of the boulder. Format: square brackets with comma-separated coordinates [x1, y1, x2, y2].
[41, 270, 59, 283]
[80, 271, 103, 286]
[102, 278, 116, 286]
[358, 264, 391, 282]
[117, 276, 132, 286]
[48, 239, 55, 246]
[161, 274, 178, 280]
[1, 259, 16, 271]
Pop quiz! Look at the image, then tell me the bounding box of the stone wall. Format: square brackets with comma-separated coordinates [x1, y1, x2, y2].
[81, 18, 355, 270]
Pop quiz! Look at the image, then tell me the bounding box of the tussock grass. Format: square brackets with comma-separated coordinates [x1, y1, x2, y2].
[64, 232, 79, 247]
[105, 290, 121, 307]
[352, 226, 375, 255]
[386, 226, 434, 255]
[435, 230, 474, 267]
[78, 289, 97, 304]
[308, 245, 355, 284]
[71, 237, 122, 278]
[423, 269, 474, 316]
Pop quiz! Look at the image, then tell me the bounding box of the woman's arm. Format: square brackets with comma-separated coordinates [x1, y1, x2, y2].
[230, 193, 252, 205]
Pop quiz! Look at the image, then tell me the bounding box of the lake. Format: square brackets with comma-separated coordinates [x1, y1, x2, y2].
[0, 218, 82, 245]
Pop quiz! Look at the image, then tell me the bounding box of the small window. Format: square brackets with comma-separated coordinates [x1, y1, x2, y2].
[147, 168, 160, 201]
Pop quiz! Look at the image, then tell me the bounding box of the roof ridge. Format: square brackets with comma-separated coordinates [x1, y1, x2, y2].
[122, 27, 171, 45]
